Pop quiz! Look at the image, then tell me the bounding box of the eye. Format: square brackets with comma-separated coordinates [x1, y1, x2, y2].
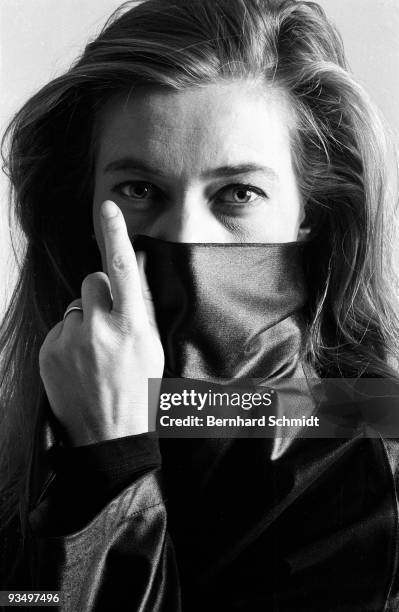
[111, 181, 156, 202]
[215, 184, 267, 206]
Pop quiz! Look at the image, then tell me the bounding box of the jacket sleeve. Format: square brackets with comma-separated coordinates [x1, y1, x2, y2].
[27, 434, 182, 612]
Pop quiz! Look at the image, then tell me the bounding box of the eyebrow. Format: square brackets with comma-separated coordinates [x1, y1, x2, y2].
[103, 157, 279, 181]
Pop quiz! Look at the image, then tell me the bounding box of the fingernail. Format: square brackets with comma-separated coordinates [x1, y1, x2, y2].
[101, 200, 119, 219]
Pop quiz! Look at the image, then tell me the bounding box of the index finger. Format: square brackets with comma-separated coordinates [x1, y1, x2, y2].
[100, 200, 146, 320]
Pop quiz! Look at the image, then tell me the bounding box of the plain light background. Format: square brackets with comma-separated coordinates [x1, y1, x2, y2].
[1, 0, 398, 314]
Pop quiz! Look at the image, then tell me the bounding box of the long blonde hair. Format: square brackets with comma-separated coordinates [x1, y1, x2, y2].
[1, 0, 398, 583]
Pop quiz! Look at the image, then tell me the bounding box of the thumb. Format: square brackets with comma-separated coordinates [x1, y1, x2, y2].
[136, 251, 158, 332]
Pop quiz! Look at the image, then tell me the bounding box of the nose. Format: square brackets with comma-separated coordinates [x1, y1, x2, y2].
[148, 197, 222, 243]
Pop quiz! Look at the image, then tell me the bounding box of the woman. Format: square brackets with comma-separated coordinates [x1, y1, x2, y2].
[1, 0, 399, 609]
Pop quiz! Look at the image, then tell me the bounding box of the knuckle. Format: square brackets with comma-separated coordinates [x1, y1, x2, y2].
[81, 273, 96, 289]
[110, 253, 131, 278]
[91, 271, 108, 283]
[81, 271, 106, 293]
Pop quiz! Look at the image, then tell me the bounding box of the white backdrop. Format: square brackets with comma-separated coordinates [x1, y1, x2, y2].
[1, 0, 398, 314]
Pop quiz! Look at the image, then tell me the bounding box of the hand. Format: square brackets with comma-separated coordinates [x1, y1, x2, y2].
[39, 200, 164, 446]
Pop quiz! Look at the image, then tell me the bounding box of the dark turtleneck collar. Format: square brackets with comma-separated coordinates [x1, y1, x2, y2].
[135, 236, 310, 385]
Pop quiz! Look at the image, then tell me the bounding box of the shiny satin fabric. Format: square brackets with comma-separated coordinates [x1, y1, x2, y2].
[24, 434, 398, 611]
[134, 236, 310, 384]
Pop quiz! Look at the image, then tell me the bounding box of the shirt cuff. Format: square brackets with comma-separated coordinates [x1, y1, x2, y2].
[32, 432, 161, 535]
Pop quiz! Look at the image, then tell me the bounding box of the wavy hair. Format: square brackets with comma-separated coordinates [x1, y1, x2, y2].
[1, 0, 398, 584]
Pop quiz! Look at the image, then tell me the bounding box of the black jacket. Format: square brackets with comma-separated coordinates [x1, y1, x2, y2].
[3, 242, 399, 610]
[5, 425, 399, 611]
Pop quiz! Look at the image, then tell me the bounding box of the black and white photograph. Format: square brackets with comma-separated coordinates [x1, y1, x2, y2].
[0, 1, 398, 610]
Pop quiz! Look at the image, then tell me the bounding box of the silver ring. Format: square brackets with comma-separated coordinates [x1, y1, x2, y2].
[63, 306, 84, 321]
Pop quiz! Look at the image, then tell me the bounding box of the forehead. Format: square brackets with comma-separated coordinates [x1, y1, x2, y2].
[94, 82, 295, 176]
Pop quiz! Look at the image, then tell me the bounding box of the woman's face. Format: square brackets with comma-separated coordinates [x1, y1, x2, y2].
[93, 81, 305, 260]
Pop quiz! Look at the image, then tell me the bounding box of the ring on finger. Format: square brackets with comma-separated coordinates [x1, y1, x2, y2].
[63, 306, 84, 321]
